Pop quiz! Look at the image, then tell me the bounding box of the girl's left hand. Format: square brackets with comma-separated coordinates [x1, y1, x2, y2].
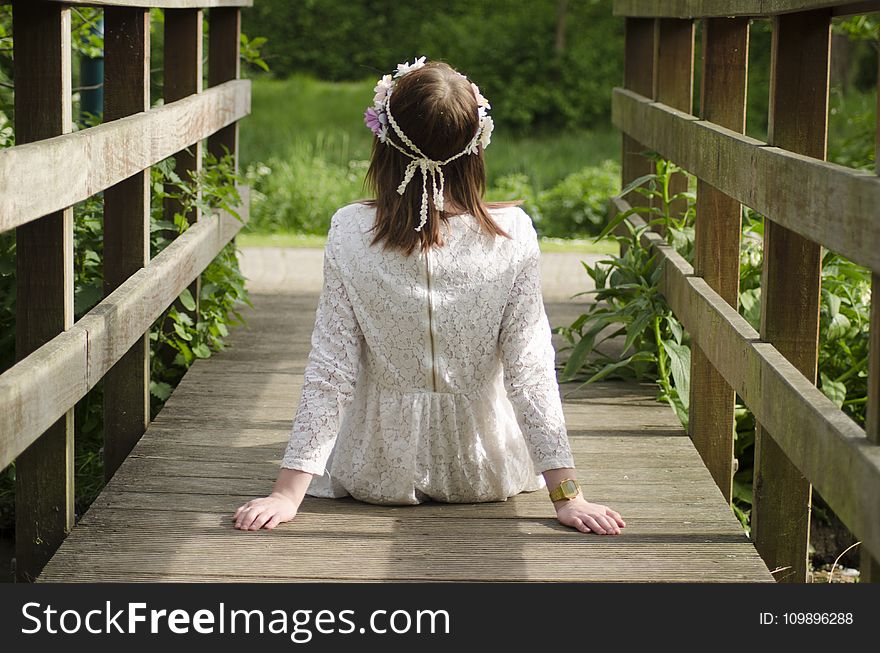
[555, 497, 626, 535]
[233, 492, 299, 531]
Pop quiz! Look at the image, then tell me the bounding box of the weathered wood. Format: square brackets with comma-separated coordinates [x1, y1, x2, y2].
[84, 485, 734, 519]
[38, 290, 771, 583]
[613, 0, 880, 18]
[163, 9, 204, 346]
[864, 50, 880, 583]
[653, 18, 694, 227]
[866, 288, 880, 578]
[0, 194, 249, 471]
[610, 87, 880, 274]
[102, 6, 152, 481]
[40, 517, 769, 582]
[11, 0, 76, 584]
[621, 17, 656, 239]
[207, 7, 240, 170]
[0, 79, 250, 232]
[871, 290, 880, 440]
[61, 1, 252, 7]
[164, 7, 203, 223]
[653, 19, 694, 113]
[752, 8, 831, 584]
[611, 195, 880, 567]
[689, 17, 749, 503]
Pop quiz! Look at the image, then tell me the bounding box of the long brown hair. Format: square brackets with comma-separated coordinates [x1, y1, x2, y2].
[363, 61, 515, 256]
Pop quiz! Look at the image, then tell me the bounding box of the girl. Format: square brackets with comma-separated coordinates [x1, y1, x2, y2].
[234, 58, 626, 536]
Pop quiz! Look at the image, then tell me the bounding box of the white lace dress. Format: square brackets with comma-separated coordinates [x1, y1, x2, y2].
[280, 202, 575, 505]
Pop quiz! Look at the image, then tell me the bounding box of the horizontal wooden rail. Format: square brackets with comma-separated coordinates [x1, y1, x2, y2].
[0, 188, 249, 471]
[0, 79, 250, 234]
[52, 1, 253, 8]
[613, 0, 880, 17]
[611, 87, 880, 273]
[609, 195, 880, 563]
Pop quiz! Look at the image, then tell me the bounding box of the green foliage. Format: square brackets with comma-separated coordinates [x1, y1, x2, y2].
[243, 0, 623, 132]
[0, 150, 250, 530]
[148, 151, 252, 410]
[558, 155, 872, 533]
[817, 255, 870, 422]
[527, 160, 621, 238]
[240, 33, 269, 72]
[242, 76, 622, 238]
[0, 6, 261, 533]
[828, 86, 877, 171]
[240, 76, 376, 168]
[834, 13, 880, 42]
[244, 141, 369, 235]
[554, 156, 693, 425]
[486, 159, 622, 239]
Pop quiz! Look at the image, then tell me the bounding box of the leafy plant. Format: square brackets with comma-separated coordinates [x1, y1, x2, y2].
[530, 160, 621, 237]
[554, 155, 694, 425]
[0, 150, 251, 530]
[486, 160, 622, 239]
[559, 153, 872, 536]
[148, 150, 252, 411]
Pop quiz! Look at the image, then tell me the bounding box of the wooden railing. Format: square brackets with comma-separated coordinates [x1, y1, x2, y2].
[0, 0, 252, 581]
[612, 0, 880, 582]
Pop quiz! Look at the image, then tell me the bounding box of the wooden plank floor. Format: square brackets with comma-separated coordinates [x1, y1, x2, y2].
[40, 290, 773, 582]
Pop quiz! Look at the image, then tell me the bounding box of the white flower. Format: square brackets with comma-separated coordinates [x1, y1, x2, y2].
[373, 74, 393, 105]
[479, 116, 494, 149]
[394, 56, 427, 78]
[471, 82, 491, 109]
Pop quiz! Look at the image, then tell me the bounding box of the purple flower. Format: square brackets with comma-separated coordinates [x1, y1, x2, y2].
[364, 107, 383, 138]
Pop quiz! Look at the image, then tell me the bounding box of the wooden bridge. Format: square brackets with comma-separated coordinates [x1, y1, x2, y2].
[1, 0, 878, 583]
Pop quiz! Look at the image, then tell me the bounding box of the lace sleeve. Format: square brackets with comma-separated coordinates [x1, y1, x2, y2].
[281, 228, 364, 475]
[498, 224, 576, 474]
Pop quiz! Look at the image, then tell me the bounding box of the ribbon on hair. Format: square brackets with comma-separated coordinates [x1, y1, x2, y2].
[396, 156, 446, 232]
[384, 92, 476, 233]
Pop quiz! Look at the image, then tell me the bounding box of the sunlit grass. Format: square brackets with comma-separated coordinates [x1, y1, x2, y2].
[236, 230, 619, 255]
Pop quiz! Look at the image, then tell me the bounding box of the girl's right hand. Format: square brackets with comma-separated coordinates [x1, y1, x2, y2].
[554, 496, 626, 535]
[233, 492, 299, 531]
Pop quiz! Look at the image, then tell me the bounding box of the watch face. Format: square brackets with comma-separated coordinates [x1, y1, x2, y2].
[561, 479, 578, 498]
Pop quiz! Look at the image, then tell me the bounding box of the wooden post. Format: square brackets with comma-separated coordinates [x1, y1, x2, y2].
[653, 18, 695, 224]
[12, 0, 75, 583]
[688, 18, 749, 503]
[207, 7, 240, 172]
[752, 9, 831, 584]
[621, 17, 655, 208]
[862, 47, 880, 583]
[102, 7, 151, 481]
[164, 8, 203, 226]
[162, 9, 203, 346]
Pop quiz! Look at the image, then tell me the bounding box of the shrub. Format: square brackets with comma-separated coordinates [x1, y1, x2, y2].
[245, 145, 368, 235]
[534, 160, 620, 237]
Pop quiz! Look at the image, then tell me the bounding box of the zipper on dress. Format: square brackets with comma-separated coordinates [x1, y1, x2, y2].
[425, 248, 438, 392]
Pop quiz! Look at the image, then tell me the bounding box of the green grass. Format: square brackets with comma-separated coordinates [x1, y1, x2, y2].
[236, 231, 619, 255]
[240, 75, 620, 191]
[237, 232, 329, 249]
[240, 76, 375, 168]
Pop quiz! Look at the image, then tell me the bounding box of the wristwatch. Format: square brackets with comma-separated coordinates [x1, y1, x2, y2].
[548, 478, 581, 502]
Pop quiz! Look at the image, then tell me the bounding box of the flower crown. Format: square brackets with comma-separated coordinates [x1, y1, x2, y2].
[363, 56, 495, 232]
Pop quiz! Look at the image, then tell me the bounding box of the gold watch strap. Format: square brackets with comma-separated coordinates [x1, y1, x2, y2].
[549, 478, 580, 501]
